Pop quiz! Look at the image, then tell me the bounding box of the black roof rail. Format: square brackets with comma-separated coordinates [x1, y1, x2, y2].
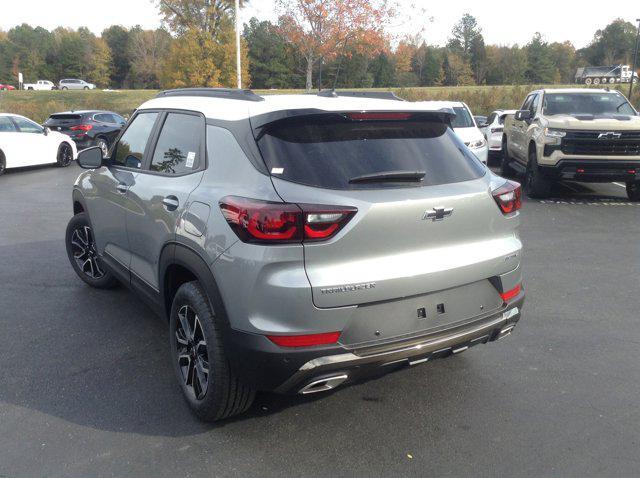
[315, 89, 405, 101]
[156, 88, 265, 102]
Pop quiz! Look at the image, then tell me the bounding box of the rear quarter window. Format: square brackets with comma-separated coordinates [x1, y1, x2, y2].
[256, 115, 485, 190]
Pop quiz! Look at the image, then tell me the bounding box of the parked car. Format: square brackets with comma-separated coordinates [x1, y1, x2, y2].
[0, 84, 15, 91]
[502, 88, 640, 200]
[24, 80, 56, 90]
[0, 113, 77, 175]
[66, 88, 524, 421]
[59, 79, 96, 90]
[421, 101, 489, 163]
[479, 110, 517, 157]
[44, 110, 126, 155]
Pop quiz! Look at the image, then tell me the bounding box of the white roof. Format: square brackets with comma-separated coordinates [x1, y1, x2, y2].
[138, 93, 460, 122]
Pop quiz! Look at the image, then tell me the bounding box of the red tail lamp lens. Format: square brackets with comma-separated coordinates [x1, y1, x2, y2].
[346, 112, 413, 121]
[219, 197, 356, 244]
[70, 124, 93, 131]
[492, 181, 521, 214]
[267, 332, 341, 347]
[500, 284, 521, 302]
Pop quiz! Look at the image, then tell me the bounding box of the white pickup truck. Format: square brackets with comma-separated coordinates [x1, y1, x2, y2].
[502, 88, 640, 200]
[23, 80, 56, 91]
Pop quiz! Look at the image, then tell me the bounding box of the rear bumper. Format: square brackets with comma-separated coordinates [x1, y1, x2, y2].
[224, 293, 524, 394]
[538, 159, 640, 183]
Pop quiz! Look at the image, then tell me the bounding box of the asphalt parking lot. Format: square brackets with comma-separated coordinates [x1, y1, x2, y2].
[1, 163, 639, 477]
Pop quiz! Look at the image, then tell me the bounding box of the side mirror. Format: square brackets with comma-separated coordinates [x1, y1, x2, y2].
[43, 127, 50, 136]
[77, 146, 104, 169]
[515, 110, 532, 121]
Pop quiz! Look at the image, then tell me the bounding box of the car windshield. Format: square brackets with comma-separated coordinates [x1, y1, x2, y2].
[450, 106, 475, 128]
[256, 114, 485, 190]
[543, 93, 637, 116]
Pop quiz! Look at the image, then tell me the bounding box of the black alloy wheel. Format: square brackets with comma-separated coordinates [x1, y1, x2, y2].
[57, 143, 73, 167]
[70, 224, 105, 280]
[175, 305, 210, 400]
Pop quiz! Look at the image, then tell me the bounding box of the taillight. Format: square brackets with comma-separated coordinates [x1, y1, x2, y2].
[70, 124, 93, 131]
[500, 284, 521, 302]
[492, 181, 521, 214]
[219, 196, 356, 244]
[267, 331, 341, 347]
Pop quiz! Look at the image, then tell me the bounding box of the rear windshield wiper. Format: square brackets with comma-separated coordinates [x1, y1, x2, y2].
[348, 170, 426, 184]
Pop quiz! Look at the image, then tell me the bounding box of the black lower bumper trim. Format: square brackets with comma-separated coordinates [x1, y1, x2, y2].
[539, 159, 640, 182]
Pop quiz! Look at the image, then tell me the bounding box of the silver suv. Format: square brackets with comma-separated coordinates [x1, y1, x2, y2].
[66, 88, 525, 421]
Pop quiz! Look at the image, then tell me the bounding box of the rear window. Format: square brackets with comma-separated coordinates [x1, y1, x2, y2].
[47, 114, 82, 121]
[256, 115, 485, 190]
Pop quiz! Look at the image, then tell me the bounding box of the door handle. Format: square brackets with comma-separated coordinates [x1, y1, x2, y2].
[116, 183, 128, 194]
[163, 196, 179, 211]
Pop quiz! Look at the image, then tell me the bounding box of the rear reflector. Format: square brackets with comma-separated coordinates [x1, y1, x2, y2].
[492, 180, 521, 214]
[346, 112, 413, 121]
[267, 332, 341, 348]
[219, 196, 356, 244]
[500, 284, 521, 302]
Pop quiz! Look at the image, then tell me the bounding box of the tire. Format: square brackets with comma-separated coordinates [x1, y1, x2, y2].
[0, 150, 6, 176]
[56, 142, 73, 167]
[593, 78, 601, 85]
[524, 149, 552, 199]
[95, 138, 109, 157]
[608, 77, 616, 84]
[626, 181, 640, 201]
[169, 281, 255, 422]
[65, 213, 119, 289]
[84, 86, 89, 90]
[499, 136, 512, 177]
[585, 78, 592, 85]
[61, 86, 68, 90]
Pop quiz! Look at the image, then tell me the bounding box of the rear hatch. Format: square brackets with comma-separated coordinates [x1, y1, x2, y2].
[255, 112, 521, 309]
[44, 113, 85, 132]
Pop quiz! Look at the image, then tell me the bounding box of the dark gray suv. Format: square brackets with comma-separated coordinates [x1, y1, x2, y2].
[66, 88, 525, 421]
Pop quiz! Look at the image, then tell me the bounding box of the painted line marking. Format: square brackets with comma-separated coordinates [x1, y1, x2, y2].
[613, 182, 626, 188]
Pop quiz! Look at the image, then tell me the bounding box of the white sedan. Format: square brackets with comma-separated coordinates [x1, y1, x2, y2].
[0, 113, 77, 175]
[478, 109, 517, 155]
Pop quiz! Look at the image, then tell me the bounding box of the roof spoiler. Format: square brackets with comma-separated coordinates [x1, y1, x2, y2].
[156, 88, 265, 102]
[315, 89, 405, 101]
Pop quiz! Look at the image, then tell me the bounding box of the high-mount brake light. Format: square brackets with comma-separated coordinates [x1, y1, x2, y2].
[219, 196, 356, 244]
[267, 331, 341, 348]
[70, 124, 93, 131]
[346, 112, 413, 121]
[492, 181, 521, 214]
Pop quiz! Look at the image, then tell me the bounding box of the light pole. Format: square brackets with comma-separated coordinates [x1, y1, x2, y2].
[629, 18, 640, 101]
[235, 0, 242, 89]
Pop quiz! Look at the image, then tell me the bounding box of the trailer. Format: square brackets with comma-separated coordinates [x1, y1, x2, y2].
[575, 65, 639, 85]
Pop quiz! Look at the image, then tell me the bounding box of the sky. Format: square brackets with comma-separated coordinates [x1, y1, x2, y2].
[1, 0, 638, 48]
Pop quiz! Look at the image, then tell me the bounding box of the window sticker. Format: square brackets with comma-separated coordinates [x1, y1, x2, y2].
[271, 167, 284, 174]
[186, 151, 196, 168]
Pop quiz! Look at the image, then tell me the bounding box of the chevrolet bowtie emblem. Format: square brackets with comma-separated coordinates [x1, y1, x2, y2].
[422, 207, 453, 221]
[598, 132, 621, 140]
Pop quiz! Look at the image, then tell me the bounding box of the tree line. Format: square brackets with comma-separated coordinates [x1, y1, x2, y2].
[0, 0, 638, 90]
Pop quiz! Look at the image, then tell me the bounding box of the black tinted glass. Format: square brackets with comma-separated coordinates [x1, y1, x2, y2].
[113, 112, 158, 168]
[150, 113, 202, 174]
[257, 115, 485, 190]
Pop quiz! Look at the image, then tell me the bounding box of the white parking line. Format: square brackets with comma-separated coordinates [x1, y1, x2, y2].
[613, 182, 626, 188]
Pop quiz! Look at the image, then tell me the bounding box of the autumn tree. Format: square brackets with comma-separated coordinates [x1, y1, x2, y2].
[276, 0, 394, 91]
[158, 0, 250, 88]
[128, 28, 172, 89]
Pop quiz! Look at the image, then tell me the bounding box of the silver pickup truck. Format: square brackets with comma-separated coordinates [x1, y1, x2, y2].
[502, 88, 640, 200]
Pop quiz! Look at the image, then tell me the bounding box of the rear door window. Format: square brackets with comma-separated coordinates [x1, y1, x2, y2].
[0, 117, 17, 132]
[256, 114, 485, 190]
[12, 117, 43, 134]
[112, 112, 158, 169]
[149, 113, 203, 175]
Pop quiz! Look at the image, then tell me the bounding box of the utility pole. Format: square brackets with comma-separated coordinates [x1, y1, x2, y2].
[629, 18, 640, 101]
[235, 0, 242, 89]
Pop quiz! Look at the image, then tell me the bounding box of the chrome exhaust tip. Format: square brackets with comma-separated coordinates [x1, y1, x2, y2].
[299, 374, 348, 395]
[497, 324, 516, 340]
